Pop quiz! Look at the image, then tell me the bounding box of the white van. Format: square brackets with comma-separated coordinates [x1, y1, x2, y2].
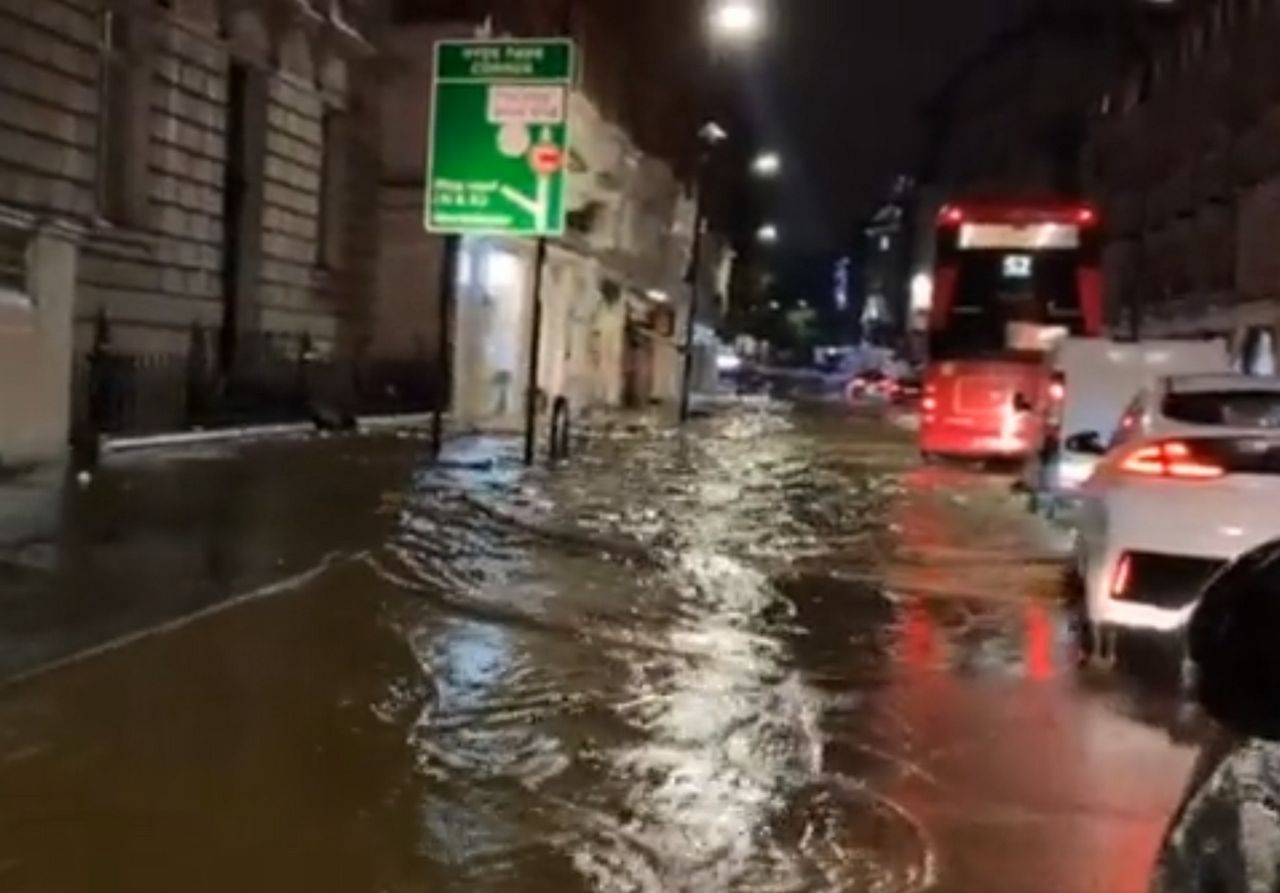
[1025, 337, 1232, 506]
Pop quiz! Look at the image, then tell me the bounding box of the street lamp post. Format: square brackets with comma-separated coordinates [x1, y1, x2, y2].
[708, 0, 764, 41]
[679, 0, 766, 424]
[679, 122, 729, 424]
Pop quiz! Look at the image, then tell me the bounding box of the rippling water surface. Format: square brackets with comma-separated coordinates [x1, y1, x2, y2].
[0, 406, 1194, 893]
[362, 409, 933, 893]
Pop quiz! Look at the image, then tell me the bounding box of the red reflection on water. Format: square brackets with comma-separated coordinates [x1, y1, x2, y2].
[1023, 601, 1055, 681]
[1100, 814, 1167, 893]
[900, 598, 939, 671]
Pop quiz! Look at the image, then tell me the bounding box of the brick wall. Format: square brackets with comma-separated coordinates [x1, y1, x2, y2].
[1086, 0, 1280, 331]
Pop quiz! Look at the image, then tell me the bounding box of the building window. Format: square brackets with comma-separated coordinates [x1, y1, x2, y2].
[97, 11, 149, 225]
[318, 110, 349, 268]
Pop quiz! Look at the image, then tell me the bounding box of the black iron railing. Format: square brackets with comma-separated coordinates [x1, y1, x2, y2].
[73, 313, 442, 441]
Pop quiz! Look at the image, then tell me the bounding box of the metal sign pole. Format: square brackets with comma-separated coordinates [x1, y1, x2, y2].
[524, 237, 549, 466]
[431, 234, 458, 460]
[679, 152, 709, 424]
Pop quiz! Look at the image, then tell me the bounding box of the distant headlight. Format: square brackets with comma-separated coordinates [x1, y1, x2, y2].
[717, 354, 743, 372]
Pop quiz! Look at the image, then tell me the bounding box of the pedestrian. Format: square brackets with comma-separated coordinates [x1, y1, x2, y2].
[1151, 538, 1280, 893]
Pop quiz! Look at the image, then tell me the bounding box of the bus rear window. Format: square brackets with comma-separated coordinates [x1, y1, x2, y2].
[931, 250, 1084, 359]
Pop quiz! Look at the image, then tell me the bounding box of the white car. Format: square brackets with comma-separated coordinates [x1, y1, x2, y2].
[1071, 374, 1280, 653]
[1024, 337, 1231, 503]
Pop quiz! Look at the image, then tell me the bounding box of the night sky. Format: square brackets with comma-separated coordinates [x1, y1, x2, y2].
[747, 0, 1038, 252]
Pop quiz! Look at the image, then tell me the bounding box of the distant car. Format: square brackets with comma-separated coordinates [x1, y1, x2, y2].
[1071, 374, 1280, 656]
[845, 369, 901, 403]
[893, 375, 923, 405]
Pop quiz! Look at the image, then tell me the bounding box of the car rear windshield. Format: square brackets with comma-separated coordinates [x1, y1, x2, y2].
[1162, 390, 1280, 428]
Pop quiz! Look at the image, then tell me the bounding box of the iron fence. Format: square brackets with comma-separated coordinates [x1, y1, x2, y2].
[73, 315, 443, 441]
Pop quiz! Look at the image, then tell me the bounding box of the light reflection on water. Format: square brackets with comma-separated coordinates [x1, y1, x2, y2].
[370, 408, 931, 892]
[0, 407, 1188, 893]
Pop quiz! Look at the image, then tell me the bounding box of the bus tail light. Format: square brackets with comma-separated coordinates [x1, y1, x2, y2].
[1119, 441, 1226, 481]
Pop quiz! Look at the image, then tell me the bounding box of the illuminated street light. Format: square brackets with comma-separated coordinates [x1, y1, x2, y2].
[699, 120, 730, 145]
[752, 151, 781, 178]
[683, 0, 763, 425]
[757, 223, 779, 245]
[709, 0, 764, 42]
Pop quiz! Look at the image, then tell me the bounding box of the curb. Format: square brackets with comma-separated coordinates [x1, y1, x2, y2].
[102, 412, 445, 456]
[102, 422, 317, 455]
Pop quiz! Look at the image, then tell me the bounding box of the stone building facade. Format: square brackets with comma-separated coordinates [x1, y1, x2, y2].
[1084, 0, 1280, 369]
[0, 0, 385, 465]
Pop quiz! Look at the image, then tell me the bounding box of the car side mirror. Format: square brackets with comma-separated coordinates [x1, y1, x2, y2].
[1065, 431, 1106, 455]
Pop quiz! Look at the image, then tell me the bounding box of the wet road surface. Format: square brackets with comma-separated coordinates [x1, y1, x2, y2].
[0, 407, 1200, 892]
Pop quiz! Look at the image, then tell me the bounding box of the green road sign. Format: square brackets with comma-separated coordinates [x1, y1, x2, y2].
[426, 39, 576, 237]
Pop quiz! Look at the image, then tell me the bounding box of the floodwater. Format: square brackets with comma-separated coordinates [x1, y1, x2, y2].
[0, 407, 1199, 892]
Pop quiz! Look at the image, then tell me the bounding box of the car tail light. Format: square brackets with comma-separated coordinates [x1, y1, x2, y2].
[1119, 441, 1226, 481]
[1075, 206, 1098, 227]
[1110, 553, 1133, 599]
[922, 396, 938, 412]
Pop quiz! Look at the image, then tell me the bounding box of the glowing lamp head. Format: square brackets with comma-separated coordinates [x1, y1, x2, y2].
[709, 1, 763, 41]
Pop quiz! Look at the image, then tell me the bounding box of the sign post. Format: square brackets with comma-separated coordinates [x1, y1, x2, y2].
[426, 39, 575, 237]
[426, 39, 575, 465]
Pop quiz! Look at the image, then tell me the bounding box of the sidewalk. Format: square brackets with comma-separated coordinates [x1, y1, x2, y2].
[0, 432, 443, 684]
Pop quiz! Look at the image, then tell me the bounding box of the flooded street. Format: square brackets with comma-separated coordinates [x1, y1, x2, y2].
[0, 407, 1200, 893]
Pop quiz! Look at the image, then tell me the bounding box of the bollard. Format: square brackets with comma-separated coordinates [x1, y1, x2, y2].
[549, 396, 571, 462]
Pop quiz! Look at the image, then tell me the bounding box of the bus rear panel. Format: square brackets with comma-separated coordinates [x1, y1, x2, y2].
[921, 201, 1103, 460]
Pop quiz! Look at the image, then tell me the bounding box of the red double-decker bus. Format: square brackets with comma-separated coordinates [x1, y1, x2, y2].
[920, 200, 1104, 460]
